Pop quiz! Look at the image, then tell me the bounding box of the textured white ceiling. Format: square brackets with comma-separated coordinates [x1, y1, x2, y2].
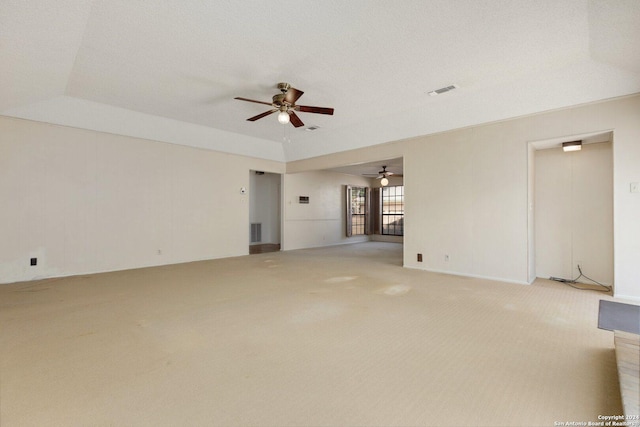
[2, 0, 639, 162]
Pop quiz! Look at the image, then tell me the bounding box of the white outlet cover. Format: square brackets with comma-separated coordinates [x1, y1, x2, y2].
[630, 182, 639, 193]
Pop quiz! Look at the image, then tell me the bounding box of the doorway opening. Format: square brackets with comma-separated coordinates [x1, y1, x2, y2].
[528, 131, 613, 291]
[329, 157, 404, 246]
[249, 170, 282, 254]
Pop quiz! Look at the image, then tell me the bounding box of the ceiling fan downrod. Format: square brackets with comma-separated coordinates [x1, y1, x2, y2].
[277, 82, 291, 93]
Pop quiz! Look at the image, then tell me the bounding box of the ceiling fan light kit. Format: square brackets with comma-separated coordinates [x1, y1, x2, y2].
[235, 83, 334, 128]
[363, 166, 402, 186]
[277, 110, 290, 124]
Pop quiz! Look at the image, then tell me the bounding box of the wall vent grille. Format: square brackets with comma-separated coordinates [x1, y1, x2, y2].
[250, 223, 262, 243]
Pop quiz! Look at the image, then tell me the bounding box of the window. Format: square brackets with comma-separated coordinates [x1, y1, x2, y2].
[381, 185, 404, 236]
[346, 186, 368, 236]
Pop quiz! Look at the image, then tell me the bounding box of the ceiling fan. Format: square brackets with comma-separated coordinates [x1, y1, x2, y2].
[234, 83, 334, 128]
[364, 166, 402, 186]
[364, 166, 402, 179]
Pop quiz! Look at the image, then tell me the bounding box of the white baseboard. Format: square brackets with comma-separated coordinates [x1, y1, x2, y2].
[613, 294, 640, 304]
[403, 265, 530, 286]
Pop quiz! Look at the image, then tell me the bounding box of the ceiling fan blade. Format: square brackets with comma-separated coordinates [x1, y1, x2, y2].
[289, 111, 305, 128]
[375, 173, 402, 178]
[234, 97, 273, 106]
[247, 109, 277, 121]
[284, 87, 304, 105]
[297, 105, 334, 115]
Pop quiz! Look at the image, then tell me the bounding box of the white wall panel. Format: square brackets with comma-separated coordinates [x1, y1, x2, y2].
[2, 95, 640, 300]
[0, 117, 284, 283]
[285, 96, 640, 298]
[283, 171, 371, 250]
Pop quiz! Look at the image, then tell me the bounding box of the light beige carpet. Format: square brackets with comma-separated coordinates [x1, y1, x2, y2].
[0, 242, 622, 426]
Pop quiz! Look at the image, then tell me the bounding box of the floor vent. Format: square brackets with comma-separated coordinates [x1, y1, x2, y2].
[250, 223, 262, 243]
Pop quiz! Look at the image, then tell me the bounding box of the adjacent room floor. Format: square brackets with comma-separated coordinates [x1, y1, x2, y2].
[0, 242, 622, 426]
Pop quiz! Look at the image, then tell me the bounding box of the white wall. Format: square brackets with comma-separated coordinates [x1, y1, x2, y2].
[527, 142, 536, 283]
[287, 95, 640, 299]
[403, 124, 527, 283]
[0, 117, 284, 284]
[403, 96, 639, 294]
[4, 95, 640, 300]
[282, 171, 371, 250]
[609, 100, 640, 302]
[535, 142, 613, 284]
[249, 172, 281, 245]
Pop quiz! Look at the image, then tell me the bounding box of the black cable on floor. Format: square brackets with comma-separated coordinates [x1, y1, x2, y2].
[549, 265, 612, 293]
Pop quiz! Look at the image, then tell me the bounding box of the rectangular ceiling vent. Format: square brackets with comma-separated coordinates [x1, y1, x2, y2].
[428, 84, 458, 96]
[305, 125, 321, 131]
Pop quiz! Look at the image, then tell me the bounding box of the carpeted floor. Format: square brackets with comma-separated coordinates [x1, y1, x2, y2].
[0, 242, 623, 426]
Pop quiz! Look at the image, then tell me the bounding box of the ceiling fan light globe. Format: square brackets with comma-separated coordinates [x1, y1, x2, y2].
[277, 111, 290, 124]
[380, 177, 389, 186]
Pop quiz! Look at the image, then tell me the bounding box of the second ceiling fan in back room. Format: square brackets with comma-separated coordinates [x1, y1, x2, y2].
[363, 166, 403, 186]
[234, 83, 334, 128]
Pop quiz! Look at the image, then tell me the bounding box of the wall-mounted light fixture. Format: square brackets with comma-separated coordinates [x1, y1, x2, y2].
[562, 140, 582, 152]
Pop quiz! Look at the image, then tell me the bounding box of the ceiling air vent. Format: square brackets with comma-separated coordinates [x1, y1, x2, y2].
[305, 125, 321, 131]
[428, 84, 458, 96]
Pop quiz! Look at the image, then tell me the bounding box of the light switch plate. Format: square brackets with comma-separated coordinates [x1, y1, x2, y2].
[631, 182, 639, 193]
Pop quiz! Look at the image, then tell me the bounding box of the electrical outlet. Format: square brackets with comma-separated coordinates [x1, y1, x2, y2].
[417, 253, 423, 262]
[631, 182, 639, 193]
[30, 257, 37, 266]
[445, 254, 449, 262]
[157, 249, 162, 255]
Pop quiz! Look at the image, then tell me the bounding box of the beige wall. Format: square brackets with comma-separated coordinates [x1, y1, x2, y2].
[287, 95, 640, 300]
[3, 95, 640, 300]
[535, 142, 613, 284]
[404, 123, 528, 283]
[0, 117, 284, 283]
[282, 171, 371, 250]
